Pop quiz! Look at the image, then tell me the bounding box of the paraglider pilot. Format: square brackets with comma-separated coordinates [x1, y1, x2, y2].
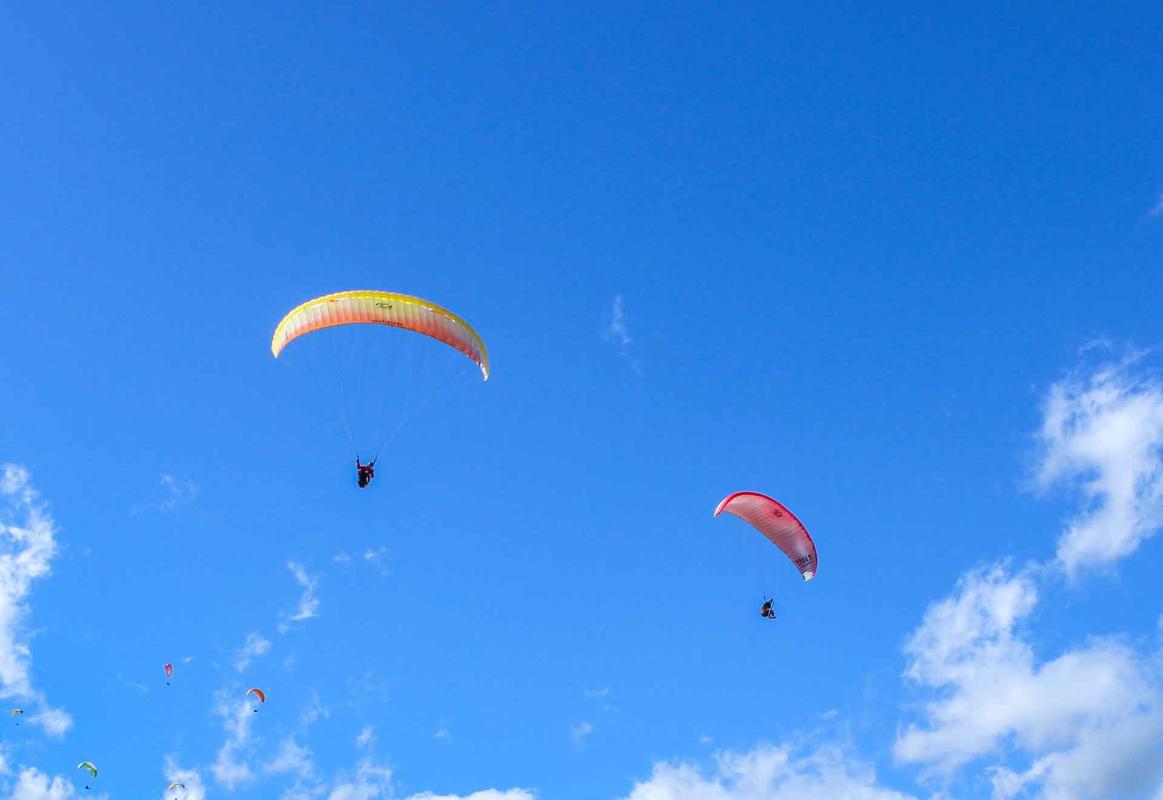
[760, 597, 776, 619]
[356, 457, 376, 488]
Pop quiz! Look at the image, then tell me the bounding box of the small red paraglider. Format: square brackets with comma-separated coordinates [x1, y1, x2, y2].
[714, 491, 818, 621]
[164, 663, 174, 686]
[714, 491, 818, 580]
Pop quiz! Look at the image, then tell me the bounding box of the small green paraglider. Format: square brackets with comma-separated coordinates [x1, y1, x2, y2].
[77, 761, 97, 790]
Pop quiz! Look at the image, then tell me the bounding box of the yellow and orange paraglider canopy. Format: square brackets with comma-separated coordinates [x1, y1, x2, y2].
[271, 290, 489, 380]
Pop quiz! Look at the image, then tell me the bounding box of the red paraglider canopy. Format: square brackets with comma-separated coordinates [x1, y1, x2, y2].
[714, 491, 818, 581]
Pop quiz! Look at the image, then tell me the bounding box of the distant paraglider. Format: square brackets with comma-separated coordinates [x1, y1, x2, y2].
[165, 662, 174, 686]
[77, 762, 97, 790]
[714, 491, 818, 620]
[10, 708, 21, 726]
[247, 687, 266, 712]
[168, 782, 187, 798]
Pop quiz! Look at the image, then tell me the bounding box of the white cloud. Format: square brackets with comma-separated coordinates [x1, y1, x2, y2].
[895, 564, 1163, 798]
[9, 768, 76, 800]
[211, 693, 256, 789]
[162, 757, 205, 800]
[233, 631, 271, 672]
[30, 706, 73, 737]
[1150, 194, 1163, 218]
[1036, 359, 1163, 574]
[0, 465, 69, 735]
[132, 474, 198, 515]
[621, 742, 914, 800]
[267, 737, 315, 780]
[212, 738, 252, 788]
[570, 721, 593, 745]
[407, 792, 535, 800]
[989, 710, 1163, 800]
[279, 561, 320, 633]
[890, 357, 1163, 797]
[311, 734, 531, 800]
[584, 687, 611, 699]
[324, 757, 394, 800]
[899, 564, 1038, 701]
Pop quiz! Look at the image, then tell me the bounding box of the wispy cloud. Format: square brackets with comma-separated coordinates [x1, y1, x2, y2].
[211, 741, 251, 789]
[1150, 193, 1163, 218]
[1035, 355, 1163, 574]
[603, 294, 640, 372]
[346, 670, 387, 707]
[362, 546, 390, 576]
[131, 474, 198, 515]
[163, 757, 205, 800]
[406, 792, 534, 800]
[606, 295, 631, 348]
[265, 737, 314, 781]
[321, 737, 533, 800]
[320, 757, 394, 800]
[583, 685, 618, 715]
[232, 632, 270, 673]
[210, 692, 256, 789]
[0, 465, 71, 737]
[278, 562, 320, 633]
[570, 721, 593, 745]
[622, 742, 914, 800]
[300, 690, 329, 726]
[30, 708, 72, 738]
[334, 548, 390, 577]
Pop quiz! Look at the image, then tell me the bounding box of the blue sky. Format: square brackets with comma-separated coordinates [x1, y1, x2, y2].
[2, 2, 1163, 798]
